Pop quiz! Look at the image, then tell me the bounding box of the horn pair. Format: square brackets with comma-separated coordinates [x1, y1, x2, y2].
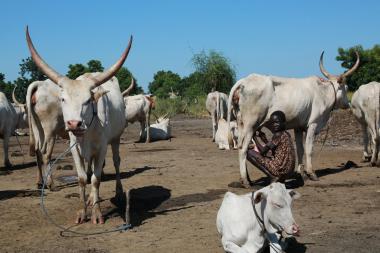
[26, 26, 133, 87]
[319, 51, 360, 81]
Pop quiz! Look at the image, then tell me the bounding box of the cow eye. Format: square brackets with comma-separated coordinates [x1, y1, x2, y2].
[272, 202, 283, 208]
[61, 98, 65, 103]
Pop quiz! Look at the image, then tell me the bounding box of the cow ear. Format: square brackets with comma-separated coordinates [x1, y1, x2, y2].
[288, 190, 301, 200]
[92, 90, 109, 102]
[253, 190, 267, 204]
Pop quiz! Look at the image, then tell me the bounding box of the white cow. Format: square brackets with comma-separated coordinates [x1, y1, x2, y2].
[216, 183, 300, 253]
[123, 80, 155, 143]
[26, 79, 68, 188]
[27, 26, 131, 224]
[141, 116, 171, 142]
[206, 91, 229, 141]
[215, 118, 238, 150]
[351, 81, 380, 165]
[228, 52, 359, 186]
[0, 89, 28, 167]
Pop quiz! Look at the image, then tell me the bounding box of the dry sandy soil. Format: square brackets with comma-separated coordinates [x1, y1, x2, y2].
[0, 109, 380, 253]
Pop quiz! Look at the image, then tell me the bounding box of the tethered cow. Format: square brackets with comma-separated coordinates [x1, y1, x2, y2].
[26, 26, 131, 224]
[206, 91, 229, 141]
[228, 52, 359, 186]
[351, 81, 380, 166]
[0, 88, 28, 168]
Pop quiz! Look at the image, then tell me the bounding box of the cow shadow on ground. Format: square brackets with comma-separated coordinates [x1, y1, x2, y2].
[102, 166, 155, 183]
[315, 160, 359, 178]
[0, 161, 37, 175]
[260, 237, 307, 253]
[104, 186, 226, 227]
[0, 189, 41, 201]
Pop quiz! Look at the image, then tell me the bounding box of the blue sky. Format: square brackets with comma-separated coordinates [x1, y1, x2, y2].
[1, 1, 379, 91]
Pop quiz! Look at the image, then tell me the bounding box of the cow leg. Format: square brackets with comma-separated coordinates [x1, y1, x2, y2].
[71, 144, 88, 224]
[139, 120, 145, 142]
[111, 139, 123, 202]
[370, 135, 379, 166]
[304, 124, 318, 181]
[221, 237, 251, 253]
[361, 124, 371, 162]
[145, 112, 151, 143]
[212, 111, 217, 142]
[238, 125, 254, 187]
[294, 129, 306, 176]
[3, 133, 11, 168]
[90, 148, 107, 224]
[36, 150, 44, 188]
[43, 137, 56, 189]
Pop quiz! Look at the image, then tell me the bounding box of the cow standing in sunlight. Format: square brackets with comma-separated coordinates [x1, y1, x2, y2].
[0, 88, 28, 168]
[122, 79, 155, 143]
[206, 91, 229, 141]
[351, 81, 380, 166]
[228, 52, 359, 186]
[26, 26, 131, 224]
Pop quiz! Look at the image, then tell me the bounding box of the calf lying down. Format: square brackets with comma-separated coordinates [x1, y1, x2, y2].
[215, 118, 238, 150]
[216, 183, 300, 253]
[141, 116, 171, 142]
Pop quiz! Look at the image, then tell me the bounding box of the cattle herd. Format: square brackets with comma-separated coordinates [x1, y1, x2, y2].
[0, 27, 378, 252]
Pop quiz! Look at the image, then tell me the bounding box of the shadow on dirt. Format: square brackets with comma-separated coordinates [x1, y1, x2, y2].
[105, 186, 226, 227]
[0, 161, 37, 174]
[316, 160, 359, 178]
[0, 189, 41, 201]
[130, 148, 176, 153]
[261, 237, 307, 253]
[102, 166, 155, 182]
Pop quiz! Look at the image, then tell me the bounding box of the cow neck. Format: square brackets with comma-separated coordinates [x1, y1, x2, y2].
[328, 81, 337, 112]
[87, 101, 98, 129]
[251, 191, 284, 253]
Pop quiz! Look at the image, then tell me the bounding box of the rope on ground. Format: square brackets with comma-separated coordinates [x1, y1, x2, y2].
[40, 141, 132, 237]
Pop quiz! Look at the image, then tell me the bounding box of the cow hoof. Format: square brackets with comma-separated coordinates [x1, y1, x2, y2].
[308, 173, 319, 181]
[370, 162, 377, 167]
[5, 161, 12, 168]
[75, 209, 87, 224]
[91, 205, 104, 224]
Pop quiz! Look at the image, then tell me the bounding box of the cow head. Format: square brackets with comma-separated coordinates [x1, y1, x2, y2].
[26, 26, 132, 136]
[253, 182, 300, 236]
[12, 85, 28, 129]
[319, 51, 360, 110]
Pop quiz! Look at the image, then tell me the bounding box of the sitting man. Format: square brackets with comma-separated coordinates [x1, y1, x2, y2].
[247, 110, 296, 183]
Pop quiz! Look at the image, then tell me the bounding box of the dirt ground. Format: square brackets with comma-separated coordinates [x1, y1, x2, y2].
[0, 109, 380, 253]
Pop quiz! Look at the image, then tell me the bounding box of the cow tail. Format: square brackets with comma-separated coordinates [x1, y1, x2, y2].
[227, 82, 241, 149]
[26, 82, 38, 157]
[377, 84, 380, 139]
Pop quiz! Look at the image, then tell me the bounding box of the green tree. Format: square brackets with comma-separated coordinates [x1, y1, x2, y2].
[87, 60, 104, 73]
[148, 70, 182, 98]
[67, 63, 87, 79]
[336, 45, 380, 91]
[0, 73, 13, 100]
[116, 67, 144, 95]
[191, 50, 236, 94]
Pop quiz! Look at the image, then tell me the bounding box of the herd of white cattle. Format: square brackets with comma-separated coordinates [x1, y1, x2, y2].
[0, 27, 378, 252]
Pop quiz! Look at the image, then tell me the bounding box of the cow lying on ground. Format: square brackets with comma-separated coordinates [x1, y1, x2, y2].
[206, 91, 228, 141]
[215, 118, 238, 150]
[351, 81, 380, 165]
[216, 183, 300, 253]
[26, 79, 68, 188]
[123, 80, 155, 143]
[141, 115, 171, 142]
[0, 89, 28, 167]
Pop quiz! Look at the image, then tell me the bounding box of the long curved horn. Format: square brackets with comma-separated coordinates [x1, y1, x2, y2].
[26, 26, 63, 84]
[319, 51, 335, 79]
[341, 51, 360, 78]
[122, 77, 135, 97]
[12, 85, 25, 106]
[91, 36, 133, 87]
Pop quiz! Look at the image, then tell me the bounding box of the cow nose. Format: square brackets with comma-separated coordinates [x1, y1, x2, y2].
[67, 120, 82, 130]
[292, 223, 300, 236]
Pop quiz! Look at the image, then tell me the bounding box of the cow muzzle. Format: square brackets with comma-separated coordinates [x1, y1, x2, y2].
[67, 120, 85, 136]
[284, 223, 300, 237]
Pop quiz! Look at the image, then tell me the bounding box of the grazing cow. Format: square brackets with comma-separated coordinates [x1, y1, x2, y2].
[206, 91, 229, 141]
[26, 79, 68, 188]
[215, 118, 238, 150]
[216, 183, 300, 253]
[351, 81, 380, 165]
[0, 89, 28, 167]
[122, 79, 155, 143]
[26, 26, 131, 224]
[228, 52, 359, 186]
[141, 115, 171, 142]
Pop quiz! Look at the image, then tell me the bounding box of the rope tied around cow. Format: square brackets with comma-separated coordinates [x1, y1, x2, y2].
[40, 141, 132, 237]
